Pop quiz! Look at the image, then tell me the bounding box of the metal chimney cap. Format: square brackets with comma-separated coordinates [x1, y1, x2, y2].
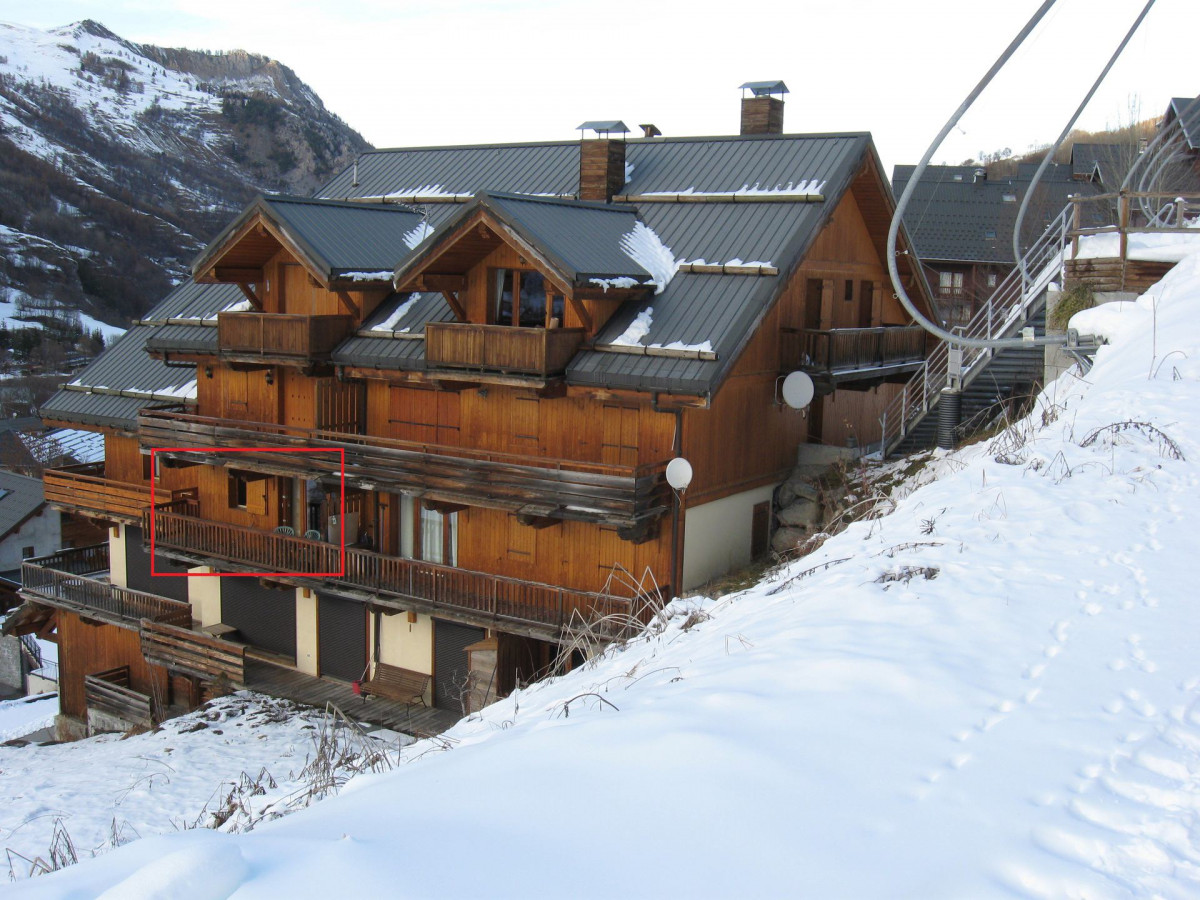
[576, 121, 630, 137]
[739, 80, 789, 97]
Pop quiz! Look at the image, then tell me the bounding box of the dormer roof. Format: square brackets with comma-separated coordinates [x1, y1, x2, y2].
[393, 192, 652, 296]
[192, 196, 425, 286]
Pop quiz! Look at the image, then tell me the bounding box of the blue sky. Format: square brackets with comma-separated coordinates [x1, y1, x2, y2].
[8, 0, 1194, 173]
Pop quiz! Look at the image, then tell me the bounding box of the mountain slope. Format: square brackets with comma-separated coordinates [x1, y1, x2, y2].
[12, 252, 1200, 895]
[0, 19, 370, 327]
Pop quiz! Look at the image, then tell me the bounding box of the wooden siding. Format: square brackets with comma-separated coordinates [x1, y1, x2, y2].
[366, 382, 675, 467]
[57, 610, 168, 721]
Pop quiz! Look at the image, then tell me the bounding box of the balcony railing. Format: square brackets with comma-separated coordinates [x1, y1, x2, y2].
[780, 326, 927, 377]
[425, 323, 586, 376]
[21, 544, 193, 630]
[43, 464, 186, 524]
[84, 665, 155, 728]
[145, 502, 659, 640]
[138, 408, 668, 529]
[217, 312, 354, 360]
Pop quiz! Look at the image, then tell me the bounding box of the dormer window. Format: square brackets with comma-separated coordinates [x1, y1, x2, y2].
[493, 269, 564, 328]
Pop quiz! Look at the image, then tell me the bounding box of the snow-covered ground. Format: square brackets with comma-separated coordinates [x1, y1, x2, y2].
[0, 694, 57, 743]
[10, 254, 1200, 896]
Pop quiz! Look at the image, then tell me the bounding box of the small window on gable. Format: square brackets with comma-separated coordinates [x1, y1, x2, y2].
[986, 273, 998, 287]
[21, 546, 34, 560]
[843, 280, 854, 303]
[493, 269, 564, 328]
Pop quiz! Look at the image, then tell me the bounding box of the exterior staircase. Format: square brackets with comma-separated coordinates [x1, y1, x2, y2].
[880, 202, 1073, 456]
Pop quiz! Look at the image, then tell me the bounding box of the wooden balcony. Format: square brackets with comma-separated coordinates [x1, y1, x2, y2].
[141, 620, 245, 684]
[217, 312, 354, 362]
[425, 322, 586, 377]
[138, 408, 668, 531]
[145, 502, 660, 642]
[21, 544, 193, 630]
[43, 463, 187, 524]
[781, 326, 927, 387]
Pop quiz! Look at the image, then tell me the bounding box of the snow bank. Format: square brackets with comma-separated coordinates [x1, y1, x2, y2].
[1073, 221, 1200, 263]
[16, 254, 1200, 898]
[0, 694, 57, 743]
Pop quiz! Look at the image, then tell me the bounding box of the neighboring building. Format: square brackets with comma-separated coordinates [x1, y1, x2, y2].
[0, 469, 65, 611]
[893, 162, 1105, 326]
[8, 86, 935, 737]
[1161, 96, 1200, 174]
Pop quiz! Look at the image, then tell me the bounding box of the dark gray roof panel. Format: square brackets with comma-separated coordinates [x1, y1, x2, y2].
[0, 470, 45, 537]
[1169, 97, 1200, 150]
[318, 142, 582, 201]
[143, 280, 245, 322]
[57, 326, 195, 396]
[39, 389, 155, 431]
[145, 324, 217, 353]
[486, 194, 646, 280]
[333, 292, 453, 368]
[893, 163, 1105, 264]
[259, 197, 425, 276]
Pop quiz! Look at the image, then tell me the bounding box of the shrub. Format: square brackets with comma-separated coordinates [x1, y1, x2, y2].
[1049, 283, 1095, 332]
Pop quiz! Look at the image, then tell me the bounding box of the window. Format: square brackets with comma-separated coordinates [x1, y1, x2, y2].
[984, 228, 997, 240]
[843, 280, 854, 303]
[417, 504, 457, 566]
[228, 471, 267, 515]
[986, 273, 998, 288]
[938, 271, 964, 298]
[493, 269, 564, 328]
[21, 546, 34, 560]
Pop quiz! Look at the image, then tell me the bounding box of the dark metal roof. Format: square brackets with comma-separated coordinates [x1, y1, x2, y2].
[142, 280, 244, 322]
[406, 193, 648, 284]
[0, 470, 46, 538]
[317, 142, 582, 201]
[1168, 97, 1200, 150]
[893, 163, 1105, 264]
[1070, 143, 1127, 185]
[193, 196, 425, 281]
[145, 323, 218, 354]
[335, 133, 876, 394]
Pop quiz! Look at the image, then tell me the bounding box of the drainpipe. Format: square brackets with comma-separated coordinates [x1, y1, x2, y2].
[653, 393, 685, 596]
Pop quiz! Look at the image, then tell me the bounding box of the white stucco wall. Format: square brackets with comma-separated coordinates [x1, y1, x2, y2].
[681, 483, 777, 591]
[0, 507, 61, 570]
[187, 566, 222, 626]
[296, 589, 318, 676]
[108, 525, 127, 588]
[376, 610, 433, 676]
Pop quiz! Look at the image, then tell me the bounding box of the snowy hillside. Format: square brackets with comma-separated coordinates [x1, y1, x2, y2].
[10, 256, 1200, 895]
[0, 19, 369, 328]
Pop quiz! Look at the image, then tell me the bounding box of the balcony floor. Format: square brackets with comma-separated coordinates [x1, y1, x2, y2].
[243, 658, 462, 738]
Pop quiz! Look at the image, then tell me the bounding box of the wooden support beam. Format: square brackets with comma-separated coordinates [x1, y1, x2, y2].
[335, 290, 358, 317]
[441, 290, 467, 322]
[516, 512, 561, 529]
[236, 282, 262, 309]
[416, 274, 466, 292]
[618, 518, 659, 544]
[214, 267, 264, 283]
[566, 293, 593, 334]
[423, 499, 467, 515]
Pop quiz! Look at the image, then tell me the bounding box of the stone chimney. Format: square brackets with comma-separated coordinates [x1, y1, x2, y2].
[739, 81, 789, 136]
[577, 121, 629, 202]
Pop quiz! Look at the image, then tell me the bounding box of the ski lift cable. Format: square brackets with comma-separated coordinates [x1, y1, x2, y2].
[1013, 0, 1157, 291]
[888, 0, 1061, 351]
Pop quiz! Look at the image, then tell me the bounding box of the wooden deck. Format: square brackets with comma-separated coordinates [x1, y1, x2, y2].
[243, 659, 462, 738]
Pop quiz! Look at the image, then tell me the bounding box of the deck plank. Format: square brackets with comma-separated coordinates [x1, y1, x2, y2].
[242, 660, 461, 737]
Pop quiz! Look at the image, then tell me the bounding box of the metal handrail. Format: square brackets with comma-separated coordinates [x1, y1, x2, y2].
[879, 201, 1072, 453]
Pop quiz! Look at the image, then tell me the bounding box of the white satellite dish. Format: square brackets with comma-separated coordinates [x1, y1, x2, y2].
[780, 371, 815, 410]
[665, 457, 693, 492]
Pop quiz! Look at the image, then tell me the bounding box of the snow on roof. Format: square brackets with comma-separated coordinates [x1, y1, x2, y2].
[367, 294, 420, 333]
[608, 306, 654, 346]
[402, 220, 434, 250]
[619, 222, 678, 295]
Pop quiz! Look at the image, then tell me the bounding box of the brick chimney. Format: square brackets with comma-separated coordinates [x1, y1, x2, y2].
[577, 120, 629, 202]
[739, 81, 789, 135]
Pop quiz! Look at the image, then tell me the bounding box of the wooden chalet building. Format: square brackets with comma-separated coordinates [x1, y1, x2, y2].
[8, 88, 935, 736]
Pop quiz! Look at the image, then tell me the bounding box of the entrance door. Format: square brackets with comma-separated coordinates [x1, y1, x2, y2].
[433, 619, 485, 712]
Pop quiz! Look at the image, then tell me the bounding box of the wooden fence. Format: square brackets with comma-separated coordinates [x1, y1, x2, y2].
[84, 666, 154, 729]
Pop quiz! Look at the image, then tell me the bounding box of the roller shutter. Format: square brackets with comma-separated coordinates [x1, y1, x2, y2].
[317, 592, 366, 682]
[221, 579, 296, 659]
[434, 619, 485, 712]
[125, 526, 190, 604]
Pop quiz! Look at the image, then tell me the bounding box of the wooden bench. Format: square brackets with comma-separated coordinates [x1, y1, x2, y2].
[358, 662, 429, 707]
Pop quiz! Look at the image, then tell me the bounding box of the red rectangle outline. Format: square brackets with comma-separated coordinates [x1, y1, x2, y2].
[149, 447, 345, 578]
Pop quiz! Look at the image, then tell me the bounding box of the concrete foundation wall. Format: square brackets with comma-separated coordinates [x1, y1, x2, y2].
[682, 483, 777, 591]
